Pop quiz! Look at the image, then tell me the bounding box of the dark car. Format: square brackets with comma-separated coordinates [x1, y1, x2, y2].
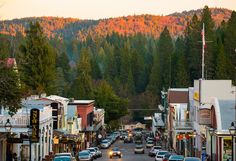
[134, 144, 145, 154]
[109, 147, 122, 158]
[169, 155, 184, 161]
[124, 136, 133, 143]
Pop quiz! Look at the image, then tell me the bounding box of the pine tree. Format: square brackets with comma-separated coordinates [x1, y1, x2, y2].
[224, 11, 236, 84]
[0, 35, 22, 115]
[215, 39, 228, 79]
[69, 47, 93, 99]
[201, 6, 217, 79]
[159, 27, 173, 89]
[19, 21, 56, 95]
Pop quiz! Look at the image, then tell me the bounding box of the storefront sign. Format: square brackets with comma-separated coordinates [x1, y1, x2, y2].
[199, 109, 211, 125]
[7, 138, 23, 143]
[30, 108, 40, 143]
[194, 92, 199, 101]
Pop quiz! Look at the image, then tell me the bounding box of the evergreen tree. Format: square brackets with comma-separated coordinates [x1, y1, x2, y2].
[19, 21, 56, 95]
[159, 27, 174, 89]
[69, 47, 93, 99]
[0, 35, 22, 115]
[185, 14, 201, 82]
[201, 6, 217, 79]
[224, 11, 236, 84]
[215, 39, 228, 79]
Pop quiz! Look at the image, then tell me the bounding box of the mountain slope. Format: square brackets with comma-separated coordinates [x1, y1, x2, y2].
[0, 8, 232, 40]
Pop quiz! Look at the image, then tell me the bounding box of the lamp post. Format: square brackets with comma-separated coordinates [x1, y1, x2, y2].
[192, 130, 197, 157]
[209, 128, 215, 161]
[229, 122, 236, 161]
[5, 119, 12, 133]
[28, 126, 32, 161]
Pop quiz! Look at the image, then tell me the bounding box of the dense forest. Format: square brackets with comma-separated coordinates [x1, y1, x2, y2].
[0, 7, 235, 125]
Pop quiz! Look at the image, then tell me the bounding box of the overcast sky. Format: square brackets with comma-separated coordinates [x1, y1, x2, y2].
[0, 0, 235, 20]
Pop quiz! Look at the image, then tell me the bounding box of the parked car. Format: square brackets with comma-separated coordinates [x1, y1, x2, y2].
[146, 140, 155, 148]
[77, 150, 93, 161]
[92, 147, 102, 157]
[109, 147, 122, 158]
[134, 144, 145, 154]
[148, 146, 162, 157]
[162, 152, 173, 161]
[184, 157, 201, 161]
[168, 155, 184, 161]
[86, 148, 97, 159]
[100, 139, 110, 149]
[155, 150, 169, 161]
[53, 156, 76, 161]
[54, 153, 76, 161]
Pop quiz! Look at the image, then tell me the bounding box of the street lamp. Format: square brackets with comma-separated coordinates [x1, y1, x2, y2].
[5, 119, 12, 133]
[28, 126, 32, 161]
[192, 130, 197, 156]
[229, 122, 236, 161]
[209, 128, 215, 161]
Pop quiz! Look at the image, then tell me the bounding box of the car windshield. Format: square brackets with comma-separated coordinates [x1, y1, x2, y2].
[169, 155, 184, 160]
[158, 151, 168, 155]
[79, 151, 89, 156]
[101, 140, 108, 143]
[54, 157, 71, 161]
[184, 158, 201, 161]
[154, 146, 161, 150]
[112, 147, 119, 151]
[136, 145, 143, 149]
[87, 148, 96, 152]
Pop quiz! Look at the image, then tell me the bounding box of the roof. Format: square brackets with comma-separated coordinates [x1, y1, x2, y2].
[46, 95, 69, 102]
[69, 100, 94, 105]
[22, 99, 52, 109]
[218, 100, 235, 130]
[168, 88, 189, 92]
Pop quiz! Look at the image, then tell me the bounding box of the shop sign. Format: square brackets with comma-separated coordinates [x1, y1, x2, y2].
[7, 138, 23, 143]
[30, 108, 40, 143]
[194, 92, 199, 101]
[53, 137, 59, 144]
[199, 109, 211, 125]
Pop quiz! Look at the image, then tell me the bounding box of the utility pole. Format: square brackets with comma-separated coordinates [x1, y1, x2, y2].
[201, 23, 205, 79]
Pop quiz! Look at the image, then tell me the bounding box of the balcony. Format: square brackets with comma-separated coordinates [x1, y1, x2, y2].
[173, 120, 193, 133]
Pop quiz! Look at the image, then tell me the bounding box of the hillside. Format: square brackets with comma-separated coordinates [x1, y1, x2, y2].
[0, 8, 232, 40]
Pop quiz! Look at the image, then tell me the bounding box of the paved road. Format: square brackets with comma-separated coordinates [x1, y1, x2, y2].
[96, 139, 155, 161]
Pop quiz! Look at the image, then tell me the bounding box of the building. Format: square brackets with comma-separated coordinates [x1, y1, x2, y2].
[193, 79, 235, 160]
[0, 101, 53, 161]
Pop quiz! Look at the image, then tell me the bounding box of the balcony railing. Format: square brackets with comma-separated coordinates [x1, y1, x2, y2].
[173, 120, 193, 130]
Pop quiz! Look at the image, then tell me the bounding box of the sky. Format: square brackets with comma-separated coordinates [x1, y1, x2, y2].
[0, 0, 236, 20]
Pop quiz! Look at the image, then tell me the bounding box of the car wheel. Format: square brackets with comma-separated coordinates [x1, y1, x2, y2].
[110, 156, 112, 159]
[119, 155, 121, 158]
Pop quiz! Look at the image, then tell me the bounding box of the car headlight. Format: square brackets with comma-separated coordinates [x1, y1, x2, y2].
[109, 152, 113, 155]
[118, 152, 121, 154]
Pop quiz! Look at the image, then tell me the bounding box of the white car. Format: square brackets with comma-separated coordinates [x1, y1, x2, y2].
[87, 148, 97, 159]
[148, 146, 162, 157]
[100, 139, 110, 149]
[155, 150, 169, 161]
[92, 147, 102, 157]
[78, 150, 93, 161]
[134, 144, 145, 154]
[146, 140, 154, 148]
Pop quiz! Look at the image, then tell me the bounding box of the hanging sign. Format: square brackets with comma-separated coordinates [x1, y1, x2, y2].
[30, 108, 40, 143]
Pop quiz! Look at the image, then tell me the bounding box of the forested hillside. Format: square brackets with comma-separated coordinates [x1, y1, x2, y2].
[0, 7, 235, 123]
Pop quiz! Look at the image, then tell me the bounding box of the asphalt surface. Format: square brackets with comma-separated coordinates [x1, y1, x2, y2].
[96, 139, 156, 161]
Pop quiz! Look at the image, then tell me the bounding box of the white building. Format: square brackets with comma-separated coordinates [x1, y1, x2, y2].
[0, 102, 53, 161]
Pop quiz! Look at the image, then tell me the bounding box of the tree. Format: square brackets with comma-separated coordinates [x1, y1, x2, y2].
[224, 11, 236, 84]
[69, 47, 93, 99]
[0, 35, 22, 115]
[158, 27, 174, 89]
[19, 21, 56, 95]
[185, 14, 201, 82]
[201, 6, 217, 79]
[93, 80, 128, 124]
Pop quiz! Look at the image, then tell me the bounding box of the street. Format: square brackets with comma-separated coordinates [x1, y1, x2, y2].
[96, 139, 155, 161]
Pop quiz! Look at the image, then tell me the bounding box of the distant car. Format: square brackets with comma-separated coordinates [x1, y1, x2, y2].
[134, 144, 145, 154]
[77, 150, 93, 161]
[184, 157, 201, 161]
[109, 147, 122, 158]
[146, 140, 154, 148]
[100, 139, 110, 149]
[155, 151, 169, 161]
[124, 136, 133, 143]
[149, 146, 162, 157]
[169, 155, 184, 161]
